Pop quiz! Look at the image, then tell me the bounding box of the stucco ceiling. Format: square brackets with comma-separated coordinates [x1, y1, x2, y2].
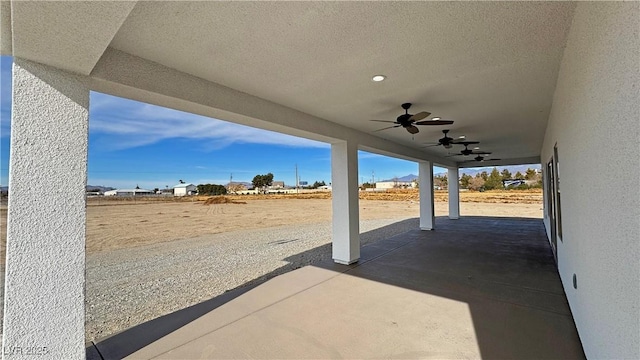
[6, 1, 578, 166]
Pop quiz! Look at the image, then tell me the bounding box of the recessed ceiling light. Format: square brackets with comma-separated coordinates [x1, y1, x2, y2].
[432, 117, 441, 120]
[474, 147, 480, 150]
[458, 135, 466, 139]
[372, 75, 386, 82]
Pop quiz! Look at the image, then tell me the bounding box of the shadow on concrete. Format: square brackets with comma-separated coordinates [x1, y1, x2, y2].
[87, 217, 419, 359]
[88, 216, 585, 359]
[321, 216, 585, 359]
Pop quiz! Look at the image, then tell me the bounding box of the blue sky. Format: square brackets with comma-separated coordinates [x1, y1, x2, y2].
[1, 55, 432, 189]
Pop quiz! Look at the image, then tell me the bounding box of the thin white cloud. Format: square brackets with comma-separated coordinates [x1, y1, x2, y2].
[89, 92, 328, 151]
[358, 151, 388, 160]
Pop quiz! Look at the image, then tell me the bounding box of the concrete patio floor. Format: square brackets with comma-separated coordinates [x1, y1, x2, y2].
[87, 216, 585, 359]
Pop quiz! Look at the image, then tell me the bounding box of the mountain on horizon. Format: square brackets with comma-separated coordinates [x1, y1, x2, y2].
[456, 164, 541, 177]
[393, 165, 542, 180]
[382, 174, 418, 182]
[227, 181, 253, 188]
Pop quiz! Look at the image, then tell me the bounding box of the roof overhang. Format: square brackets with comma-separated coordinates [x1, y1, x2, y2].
[3, 1, 577, 168]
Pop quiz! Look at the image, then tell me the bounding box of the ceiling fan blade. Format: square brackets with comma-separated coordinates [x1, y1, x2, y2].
[373, 125, 400, 132]
[415, 120, 454, 126]
[406, 125, 419, 134]
[451, 140, 479, 145]
[421, 144, 441, 148]
[370, 120, 396, 123]
[472, 151, 492, 155]
[409, 111, 431, 121]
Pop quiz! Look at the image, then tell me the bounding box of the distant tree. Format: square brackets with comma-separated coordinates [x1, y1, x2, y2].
[434, 174, 448, 189]
[500, 169, 512, 180]
[525, 168, 537, 180]
[215, 184, 227, 195]
[135, 184, 140, 189]
[468, 176, 485, 191]
[252, 173, 274, 193]
[311, 180, 326, 189]
[460, 174, 472, 189]
[179, 179, 185, 184]
[197, 184, 227, 195]
[153, 188, 159, 193]
[515, 183, 529, 190]
[514, 171, 525, 180]
[360, 182, 375, 189]
[484, 167, 503, 190]
[480, 171, 489, 181]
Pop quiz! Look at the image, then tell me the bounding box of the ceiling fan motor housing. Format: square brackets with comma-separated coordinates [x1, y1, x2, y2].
[397, 114, 413, 124]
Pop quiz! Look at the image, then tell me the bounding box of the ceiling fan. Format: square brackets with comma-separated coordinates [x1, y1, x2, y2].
[423, 129, 476, 149]
[447, 142, 492, 157]
[371, 103, 453, 134]
[461, 155, 502, 163]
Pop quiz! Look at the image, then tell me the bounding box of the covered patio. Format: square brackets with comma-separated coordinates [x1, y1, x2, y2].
[88, 216, 584, 359]
[2, 2, 637, 358]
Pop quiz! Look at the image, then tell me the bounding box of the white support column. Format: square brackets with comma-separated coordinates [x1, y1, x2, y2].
[419, 161, 435, 230]
[3, 59, 89, 359]
[448, 167, 460, 220]
[331, 141, 360, 264]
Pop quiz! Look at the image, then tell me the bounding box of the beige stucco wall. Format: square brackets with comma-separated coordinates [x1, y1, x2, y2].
[542, 2, 639, 358]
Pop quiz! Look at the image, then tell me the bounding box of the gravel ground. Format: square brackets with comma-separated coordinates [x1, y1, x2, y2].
[0, 215, 416, 343]
[85, 217, 417, 341]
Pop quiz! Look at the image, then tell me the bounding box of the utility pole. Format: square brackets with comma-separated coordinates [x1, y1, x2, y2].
[295, 164, 299, 194]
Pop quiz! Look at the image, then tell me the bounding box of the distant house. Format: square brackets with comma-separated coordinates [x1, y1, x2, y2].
[226, 182, 249, 194]
[104, 188, 154, 196]
[269, 181, 285, 189]
[173, 183, 197, 196]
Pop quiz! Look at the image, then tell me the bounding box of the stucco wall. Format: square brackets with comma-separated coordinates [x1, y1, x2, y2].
[542, 2, 639, 358]
[4, 59, 88, 359]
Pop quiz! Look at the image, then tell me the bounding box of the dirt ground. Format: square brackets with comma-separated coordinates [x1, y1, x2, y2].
[0, 191, 544, 341]
[0, 190, 543, 263]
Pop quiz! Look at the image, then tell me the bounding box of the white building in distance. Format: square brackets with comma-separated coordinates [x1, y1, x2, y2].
[173, 183, 197, 196]
[104, 188, 154, 196]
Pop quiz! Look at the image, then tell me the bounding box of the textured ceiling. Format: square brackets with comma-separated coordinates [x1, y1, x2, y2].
[108, 1, 576, 163]
[6, 1, 577, 165]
